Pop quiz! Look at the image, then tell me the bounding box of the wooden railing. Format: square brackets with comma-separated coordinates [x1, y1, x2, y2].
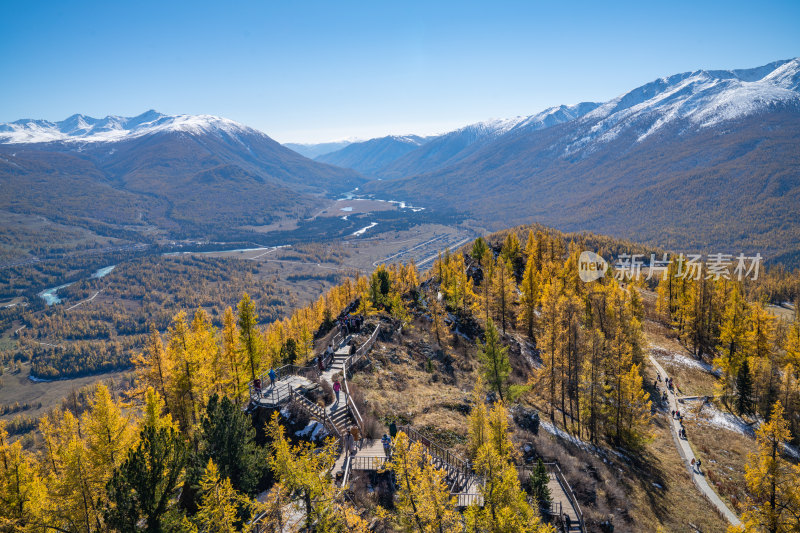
[455, 493, 483, 507]
[343, 379, 364, 434]
[340, 324, 380, 434]
[398, 424, 474, 492]
[288, 385, 342, 441]
[542, 461, 585, 532]
[340, 456, 352, 488]
[249, 361, 321, 405]
[349, 454, 387, 471]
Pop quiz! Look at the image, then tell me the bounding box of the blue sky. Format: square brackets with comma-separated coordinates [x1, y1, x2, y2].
[1, 0, 798, 142]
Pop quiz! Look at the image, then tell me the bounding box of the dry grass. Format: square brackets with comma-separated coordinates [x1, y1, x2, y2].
[629, 414, 731, 532]
[349, 306, 733, 532]
[351, 317, 477, 454]
[643, 319, 718, 398]
[682, 402, 755, 514]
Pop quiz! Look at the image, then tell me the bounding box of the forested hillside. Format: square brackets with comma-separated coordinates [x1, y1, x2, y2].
[2, 224, 798, 531]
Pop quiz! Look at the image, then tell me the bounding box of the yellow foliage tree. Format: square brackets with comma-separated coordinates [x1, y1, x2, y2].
[386, 431, 462, 533]
[739, 401, 800, 533]
[0, 421, 45, 532]
[193, 459, 254, 533]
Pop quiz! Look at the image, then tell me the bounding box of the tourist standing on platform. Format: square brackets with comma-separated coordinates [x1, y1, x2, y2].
[382, 434, 392, 457]
[350, 425, 362, 451]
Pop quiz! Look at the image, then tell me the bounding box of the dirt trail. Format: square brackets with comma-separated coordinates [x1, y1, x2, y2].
[648, 354, 742, 527]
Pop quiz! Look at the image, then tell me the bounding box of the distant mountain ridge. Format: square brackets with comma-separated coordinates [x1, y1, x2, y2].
[0, 110, 366, 241]
[364, 58, 800, 261]
[377, 103, 601, 179]
[314, 134, 431, 177]
[283, 140, 353, 159]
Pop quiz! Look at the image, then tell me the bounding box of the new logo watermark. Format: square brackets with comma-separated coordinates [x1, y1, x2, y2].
[578, 252, 762, 282]
[578, 251, 609, 282]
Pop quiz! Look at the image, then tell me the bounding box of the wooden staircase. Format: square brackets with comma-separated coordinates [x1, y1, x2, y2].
[398, 425, 483, 505]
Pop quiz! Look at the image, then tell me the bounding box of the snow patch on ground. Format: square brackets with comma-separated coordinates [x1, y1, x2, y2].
[651, 345, 720, 376]
[783, 443, 800, 459]
[295, 420, 328, 441]
[687, 404, 754, 436]
[540, 420, 589, 449]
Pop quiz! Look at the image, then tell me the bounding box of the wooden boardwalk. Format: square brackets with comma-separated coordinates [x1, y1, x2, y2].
[251, 375, 314, 407]
[547, 472, 582, 532]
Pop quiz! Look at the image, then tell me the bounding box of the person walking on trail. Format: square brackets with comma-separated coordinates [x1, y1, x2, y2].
[333, 379, 341, 403]
[691, 457, 696, 472]
[344, 432, 353, 457]
[350, 425, 362, 451]
[268, 368, 277, 386]
[389, 420, 397, 439]
[382, 434, 392, 457]
[696, 459, 702, 474]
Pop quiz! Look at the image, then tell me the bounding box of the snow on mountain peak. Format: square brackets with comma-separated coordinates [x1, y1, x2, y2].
[0, 110, 260, 144]
[572, 58, 800, 151]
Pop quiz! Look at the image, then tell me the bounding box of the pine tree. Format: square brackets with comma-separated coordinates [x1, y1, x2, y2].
[783, 318, 800, 372]
[196, 394, 264, 496]
[83, 384, 137, 503]
[538, 280, 561, 422]
[579, 327, 606, 444]
[390, 290, 412, 325]
[143, 386, 176, 432]
[465, 402, 549, 533]
[356, 288, 377, 316]
[740, 402, 800, 533]
[132, 323, 173, 412]
[472, 237, 488, 262]
[748, 304, 779, 419]
[479, 248, 495, 325]
[105, 424, 188, 533]
[500, 232, 522, 275]
[478, 320, 511, 402]
[467, 383, 489, 461]
[428, 287, 451, 349]
[617, 363, 652, 447]
[167, 312, 202, 432]
[487, 401, 515, 461]
[527, 458, 551, 510]
[737, 358, 755, 416]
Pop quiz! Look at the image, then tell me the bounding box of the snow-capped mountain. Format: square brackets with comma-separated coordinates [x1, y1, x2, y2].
[565, 58, 800, 154]
[373, 104, 600, 179]
[0, 110, 366, 242]
[0, 110, 261, 144]
[366, 58, 800, 261]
